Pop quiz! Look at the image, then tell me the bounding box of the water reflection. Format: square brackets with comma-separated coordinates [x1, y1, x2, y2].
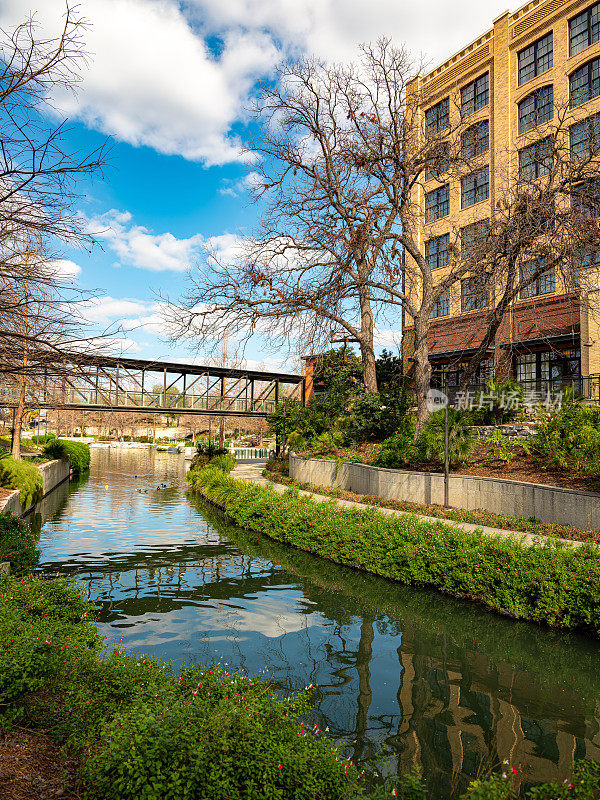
[36, 449, 600, 797]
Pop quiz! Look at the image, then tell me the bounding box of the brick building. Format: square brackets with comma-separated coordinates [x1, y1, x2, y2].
[402, 0, 600, 400]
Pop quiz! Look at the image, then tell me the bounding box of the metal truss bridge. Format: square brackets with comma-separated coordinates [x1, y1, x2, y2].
[0, 354, 305, 417]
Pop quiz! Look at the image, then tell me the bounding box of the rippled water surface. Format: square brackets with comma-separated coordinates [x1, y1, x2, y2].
[36, 448, 600, 797]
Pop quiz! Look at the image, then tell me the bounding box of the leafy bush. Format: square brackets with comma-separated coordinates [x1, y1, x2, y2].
[195, 442, 228, 459]
[266, 457, 289, 477]
[0, 514, 39, 574]
[532, 390, 600, 476]
[84, 664, 356, 800]
[0, 455, 43, 507]
[42, 439, 91, 474]
[374, 418, 416, 469]
[344, 387, 410, 442]
[415, 408, 475, 466]
[208, 453, 237, 473]
[191, 465, 600, 635]
[468, 377, 525, 425]
[268, 399, 333, 445]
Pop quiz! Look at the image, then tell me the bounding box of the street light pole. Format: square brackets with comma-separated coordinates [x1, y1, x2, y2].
[444, 402, 450, 508]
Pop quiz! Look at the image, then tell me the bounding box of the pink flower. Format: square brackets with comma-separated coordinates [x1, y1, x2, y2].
[392, 791, 398, 797]
[511, 768, 518, 775]
[278, 764, 283, 770]
[192, 691, 197, 696]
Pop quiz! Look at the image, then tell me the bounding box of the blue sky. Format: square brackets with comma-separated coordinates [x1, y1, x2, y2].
[0, 0, 511, 372]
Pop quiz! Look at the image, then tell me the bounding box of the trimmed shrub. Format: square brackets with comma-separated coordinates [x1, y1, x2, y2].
[43, 439, 91, 474]
[344, 387, 411, 442]
[0, 514, 38, 574]
[0, 455, 43, 507]
[208, 453, 237, 473]
[191, 465, 600, 635]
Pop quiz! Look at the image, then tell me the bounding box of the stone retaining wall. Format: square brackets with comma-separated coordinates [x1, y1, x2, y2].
[0, 459, 71, 517]
[289, 454, 600, 530]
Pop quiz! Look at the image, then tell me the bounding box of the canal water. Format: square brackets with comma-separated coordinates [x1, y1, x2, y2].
[35, 448, 600, 797]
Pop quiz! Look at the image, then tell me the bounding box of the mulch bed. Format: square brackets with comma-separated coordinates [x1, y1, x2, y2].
[309, 443, 600, 494]
[0, 731, 80, 800]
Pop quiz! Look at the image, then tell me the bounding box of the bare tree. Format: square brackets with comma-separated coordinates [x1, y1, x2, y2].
[174, 40, 600, 433]
[0, 5, 112, 381]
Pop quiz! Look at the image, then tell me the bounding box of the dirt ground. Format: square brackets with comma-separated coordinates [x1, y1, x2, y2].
[0, 731, 80, 800]
[316, 442, 600, 493]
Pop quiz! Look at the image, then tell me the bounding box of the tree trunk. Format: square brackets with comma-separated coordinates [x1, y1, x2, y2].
[11, 374, 26, 460]
[358, 285, 378, 393]
[412, 315, 432, 439]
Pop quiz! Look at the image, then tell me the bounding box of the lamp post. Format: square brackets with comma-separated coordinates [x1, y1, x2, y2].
[444, 402, 450, 509]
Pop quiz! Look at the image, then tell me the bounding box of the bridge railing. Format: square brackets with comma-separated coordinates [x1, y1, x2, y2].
[0, 385, 277, 415]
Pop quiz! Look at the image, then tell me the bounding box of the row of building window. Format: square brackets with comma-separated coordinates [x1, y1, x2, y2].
[517, 4, 600, 86]
[428, 261, 556, 320]
[428, 62, 600, 144]
[427, 15, 600, 142]
[425, 167, 490, 220]
[431, 350, 581, 394]
[428, 3, 600, 135]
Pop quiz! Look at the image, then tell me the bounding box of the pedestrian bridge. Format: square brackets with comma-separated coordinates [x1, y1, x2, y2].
[0, 353, 305, 417]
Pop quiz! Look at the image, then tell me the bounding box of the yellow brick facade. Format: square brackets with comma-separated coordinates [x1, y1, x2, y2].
[403, 0, 600, 400]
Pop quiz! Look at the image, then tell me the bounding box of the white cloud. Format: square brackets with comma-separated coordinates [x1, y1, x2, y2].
[50, 259, 82, 281]
[0, 0, 278, 166]
[0, 0, 510, 166]
[219, 171, 263, 197]
[85, 209, 205, 272]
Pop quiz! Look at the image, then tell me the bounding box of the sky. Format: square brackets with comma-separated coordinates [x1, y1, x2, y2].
[0, 0, 512, 372]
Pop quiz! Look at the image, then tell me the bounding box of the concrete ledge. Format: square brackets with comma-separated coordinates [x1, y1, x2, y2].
[289, 454, 600, 530]
[0, 459, 71, 518]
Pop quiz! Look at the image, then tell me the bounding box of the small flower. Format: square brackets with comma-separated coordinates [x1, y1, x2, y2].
[392, 791, 398, 797]
[278, 764, 283, 770]
[511, 768, 518, 775]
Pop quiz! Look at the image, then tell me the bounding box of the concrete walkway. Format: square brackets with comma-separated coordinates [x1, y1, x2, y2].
[232, 462, 587, 549]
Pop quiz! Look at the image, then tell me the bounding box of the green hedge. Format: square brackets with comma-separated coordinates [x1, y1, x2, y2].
[0, 513, 38, 574]
[43, 439, 91, 474]
[0, 455, 43, 507]
[189, 465, 600, 636]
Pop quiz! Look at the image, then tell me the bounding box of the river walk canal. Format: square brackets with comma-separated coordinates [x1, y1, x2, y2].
[34, 448, 600, 797]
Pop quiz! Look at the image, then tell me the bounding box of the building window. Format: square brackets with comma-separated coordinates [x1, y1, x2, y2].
[461, 219, 490, 260]
[515, 349, 580, 392]
[518, 85, 553, 134]
[519, 259, 555, 298]
[461, 120, 489, 158]
[569, 2, 600, 56]
[430, 289, 450, 318]
[425, 184, 450, 221]
[518, 32, 553, 85]
[425, 234, 450, 270]
[432, 357, 494, 393]
[461, 73, 489, 116]
[461, 276, 490, 311]
[518, 137, 553, 180]
[571, 112, 600, 159]
[425, 98, 449, 137]
[570, 58, 600, 107]
[571, 178, 600, 216]
[461, 166, 489, 208]
[425, 142, 449, 180]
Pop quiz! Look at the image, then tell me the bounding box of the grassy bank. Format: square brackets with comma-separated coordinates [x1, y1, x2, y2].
[43, 439, 91, 475]
[189, 462, 600, 636]
[264, 463, 599, 544]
